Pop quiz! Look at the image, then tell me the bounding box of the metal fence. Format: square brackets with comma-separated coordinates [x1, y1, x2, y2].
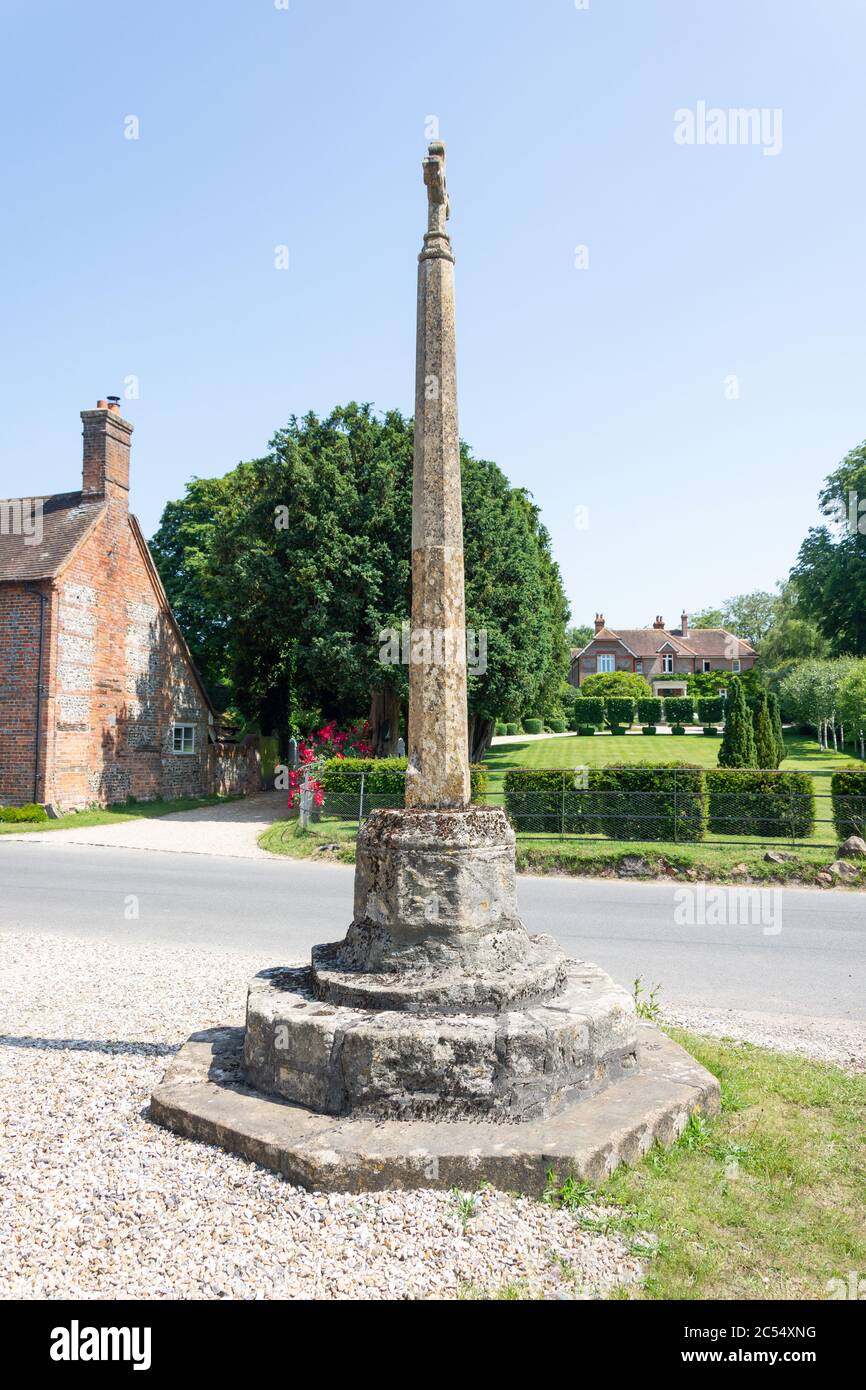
[313, 767, 851, 849]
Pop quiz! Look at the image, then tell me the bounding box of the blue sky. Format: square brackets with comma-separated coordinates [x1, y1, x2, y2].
[1, 0, 864, 630]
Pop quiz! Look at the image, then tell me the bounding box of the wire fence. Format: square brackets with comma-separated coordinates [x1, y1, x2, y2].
[311, 768, 852, 849]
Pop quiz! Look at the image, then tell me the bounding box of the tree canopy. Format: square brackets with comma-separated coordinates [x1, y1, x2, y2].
[150, 403, 570, 758]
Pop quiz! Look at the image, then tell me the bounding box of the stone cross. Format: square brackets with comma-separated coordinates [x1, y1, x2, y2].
[406, 142, 471, 809]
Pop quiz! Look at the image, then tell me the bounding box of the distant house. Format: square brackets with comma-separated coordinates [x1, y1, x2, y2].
[0, 399, 260, 810]
[569, 612, 757, 698]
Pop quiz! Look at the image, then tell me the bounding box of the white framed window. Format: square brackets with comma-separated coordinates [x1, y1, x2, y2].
[732, 659, 741, 673]
[635, 660, 643, 673]
[597, 654, 615, 673]
[172, 723, 196, 755]
[702, 660, 712, 672]
[662, 653, 674, 673]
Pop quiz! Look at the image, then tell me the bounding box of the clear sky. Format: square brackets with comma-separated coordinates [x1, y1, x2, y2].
[1, 0, 864, 631]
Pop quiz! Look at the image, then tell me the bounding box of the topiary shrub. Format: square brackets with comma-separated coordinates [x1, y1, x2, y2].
[697, 696, 724, 726]
[609, 726, 627, 735]
[637, 698, 662, 726]
[718, 676, 757, 768]
[641, 726, 657, 735]
[605, 697, 635, 729]
[670, 725, 686, 736]
[546, 717, 567, 733]
[706, 769, 814, 838]
[578, 725, 597, 736]
[505, 722, 520, 736]
[831, 768, 866, 840]
[702, 726, 719, 736]
[595, 763, 706, 841]
[570, 696, 604, 731]
[494, 722, 507, 736]
[503, 768, 602, 835]
[522, 718, 544, 735]
[663, 696, 695, 727]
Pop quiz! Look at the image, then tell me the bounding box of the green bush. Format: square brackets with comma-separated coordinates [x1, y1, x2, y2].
[697, 696, 724, 725]
[663, 696, 695, 726]
[595, 763, 706, 841]
[494, 722, 507, 736]
[706, 769, 814, 838]
[0, 803, 48, 823]
[503, 768, 602, 834]
[636, 698, 662, 726]
[670, 725, 686, 736]
[609, 726, 627, 735]
[505, 722, 520, 736]
[578, 725, 597, 736]
[522, 718, 544, 735]
[605, 697, 635, 728]
[831, 768, 866, 840]
[321, 758, 487, 812]
[546, 717, 567, 733]
[702, 726, 720, 736]
[570, 696, 604, 730]
[718, 676, 757, 769]
[641, 726, 657, 735]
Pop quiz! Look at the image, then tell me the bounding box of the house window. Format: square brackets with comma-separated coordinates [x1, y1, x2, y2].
[172, 723, 196, 755]
[662, 654, 674, 673]
[702, 660, 712, 673]
[732, 659, 741, 673]
[635, 660, 643, 673]
[597, 654, 615, 673]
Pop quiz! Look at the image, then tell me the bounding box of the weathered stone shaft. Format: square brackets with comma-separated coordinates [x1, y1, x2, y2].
[406, 142, 471, 809]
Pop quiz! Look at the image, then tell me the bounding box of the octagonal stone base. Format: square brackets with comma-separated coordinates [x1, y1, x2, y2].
[150, 1022, 720, 1193]
[243, 957, 638, 1122]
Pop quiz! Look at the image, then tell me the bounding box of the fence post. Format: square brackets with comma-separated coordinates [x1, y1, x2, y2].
[358, 770, 366, 827]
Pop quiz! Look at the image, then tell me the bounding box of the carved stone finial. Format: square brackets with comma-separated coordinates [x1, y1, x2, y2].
[423, 140, 449, 222]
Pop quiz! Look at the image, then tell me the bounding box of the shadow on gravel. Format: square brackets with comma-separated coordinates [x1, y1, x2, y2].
[0, 1035, 178, 1057]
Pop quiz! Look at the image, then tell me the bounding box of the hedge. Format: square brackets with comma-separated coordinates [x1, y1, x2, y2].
[605, 697, 635, 728]
[494, 722, 506, 736]
[705, 769, 814, 838]
[321, 757, 488, 810]
[0, 803, 48, 823]
[831, 768, 866, 840]
[663, 696, 695, 726]
[505, 723, 520, 735]
[697, 696, 724, 725]
[503, 768, 602, 834]
[522, 718, 544, 735]
[547, 717, 567, 733]
[637, 698, 662, 726]
[593, 763, 706, 841]
[570, 696, 604, 730]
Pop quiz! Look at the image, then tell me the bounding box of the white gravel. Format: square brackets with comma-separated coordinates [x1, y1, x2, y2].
[659, 1005, 866, 1073]
[0, 931, 646, 1301]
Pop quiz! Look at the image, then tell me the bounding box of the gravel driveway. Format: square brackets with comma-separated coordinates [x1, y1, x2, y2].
[1, 791, 288, 860]
[0, 931, 646, 1300]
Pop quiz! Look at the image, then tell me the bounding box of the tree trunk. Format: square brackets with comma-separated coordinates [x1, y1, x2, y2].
[368, 686, 402, 757]
[469, 715, 495, 765]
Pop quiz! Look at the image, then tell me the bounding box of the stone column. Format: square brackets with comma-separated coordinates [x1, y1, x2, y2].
[406, 142, 471, 810]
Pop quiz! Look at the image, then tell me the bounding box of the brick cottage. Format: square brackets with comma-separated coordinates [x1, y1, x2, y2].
[0, 400, 259, 810]
[569, 612, 757, 697]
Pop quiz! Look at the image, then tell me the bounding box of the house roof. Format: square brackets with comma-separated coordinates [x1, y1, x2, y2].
[0, 492, 105, 582]
[571, 626, 756, 661]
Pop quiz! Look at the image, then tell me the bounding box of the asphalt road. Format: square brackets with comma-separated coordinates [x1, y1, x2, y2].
[1, 840, 863, 1019]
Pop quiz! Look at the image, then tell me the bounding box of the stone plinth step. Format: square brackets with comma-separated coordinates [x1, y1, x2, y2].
[150, 1023, 720, 1194]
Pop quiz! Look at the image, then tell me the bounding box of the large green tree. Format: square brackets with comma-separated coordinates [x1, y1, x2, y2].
[790, 440, 866, 656]
[150, 403, 569, 761]
[719, 676, 757, 768]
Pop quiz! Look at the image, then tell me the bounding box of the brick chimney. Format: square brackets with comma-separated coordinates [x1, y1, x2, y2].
[81, 398, 133, 505]
[653, 615, 665, 630]
[680, 610, 689, 639]
[594, 613, 605, 634]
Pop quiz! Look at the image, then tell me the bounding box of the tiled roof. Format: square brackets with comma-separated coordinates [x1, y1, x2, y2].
[571, 626, 756, 660]
[0, 492, 105, 582]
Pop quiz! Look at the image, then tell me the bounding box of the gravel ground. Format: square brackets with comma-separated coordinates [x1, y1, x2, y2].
[660, 1004, 866, 1073]
[0, 931, 646, 1301]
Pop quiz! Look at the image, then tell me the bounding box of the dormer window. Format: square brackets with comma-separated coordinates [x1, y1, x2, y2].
[662, 654, 674, 673]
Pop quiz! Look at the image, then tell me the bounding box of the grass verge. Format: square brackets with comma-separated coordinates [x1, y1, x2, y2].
[545, 1029, 866, 1301]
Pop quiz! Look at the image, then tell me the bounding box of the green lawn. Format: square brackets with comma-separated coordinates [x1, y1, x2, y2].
[543, 1031, 866, 1301]
[0, 793, 239, 835]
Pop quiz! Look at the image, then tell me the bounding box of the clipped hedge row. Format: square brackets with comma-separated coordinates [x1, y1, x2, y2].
[697, 696, 725, 724]
[663, 696, 695, 726]
[320, 757, 488, 807]
[503, 762, 706, 841]
[523, 718, 544, 735]
[569, 696, 605, 730]
[705, 769, 814, 838]
[637, 698, 662, 726]
[831, 768, 866, 840]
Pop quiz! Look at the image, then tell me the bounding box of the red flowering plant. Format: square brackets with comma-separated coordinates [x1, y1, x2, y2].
[287, 719, 374, 814]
